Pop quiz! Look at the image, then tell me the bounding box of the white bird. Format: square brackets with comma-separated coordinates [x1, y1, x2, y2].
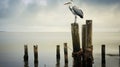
[64, 1, 83, 23]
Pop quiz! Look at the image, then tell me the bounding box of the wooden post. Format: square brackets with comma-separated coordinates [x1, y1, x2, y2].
[56, 45, 60, 65]
[102, 44, 106, 67]
[71, 23, 81, 67]
[86, 20, 93, 67]
[24, 45, 29, 67]
[82, 25, 87, 53]
[82, 24, 87, 67]
[34, 45, 38, 63]
[86, 20, 92, 48]
[64, 43, 68, 64]
[24, 45, 28, 61]
[71, 23, 80, 52]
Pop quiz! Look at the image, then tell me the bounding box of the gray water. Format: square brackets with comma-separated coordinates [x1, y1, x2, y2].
[0, 32, 119, 67]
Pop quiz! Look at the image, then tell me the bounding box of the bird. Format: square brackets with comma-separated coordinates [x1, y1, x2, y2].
[64, 1, 83, 23]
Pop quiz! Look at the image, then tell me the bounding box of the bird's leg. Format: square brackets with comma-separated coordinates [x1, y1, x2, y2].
[74, 15, 77, 23]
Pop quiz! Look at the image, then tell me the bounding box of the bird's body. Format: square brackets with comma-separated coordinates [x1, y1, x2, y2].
[72, 6, 83, 18]
[64, 1, 84, 23]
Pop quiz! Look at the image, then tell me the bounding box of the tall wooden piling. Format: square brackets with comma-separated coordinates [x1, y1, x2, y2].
[24, 45, 28, 61]
[64, 43, 68, 64]
[71, 23, 80, 52]
[86, 20, 93, 67]
[86, 20, 92, 48]
[71, 23, 81, 67]
[102, 45, 106, 65]
[82, 25, 87, 67]
[56, 45, 60, 65]
[34, 45, 38, 63]
[82, 25, 87, 53]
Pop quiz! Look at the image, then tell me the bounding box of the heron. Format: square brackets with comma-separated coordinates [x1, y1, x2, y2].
[64, 1, 84, 23]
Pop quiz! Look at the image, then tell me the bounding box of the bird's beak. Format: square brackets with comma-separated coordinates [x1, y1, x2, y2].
[64, 2, 71, 5]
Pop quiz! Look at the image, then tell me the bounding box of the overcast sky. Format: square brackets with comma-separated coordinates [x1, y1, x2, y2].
[0, 0, 120, 32]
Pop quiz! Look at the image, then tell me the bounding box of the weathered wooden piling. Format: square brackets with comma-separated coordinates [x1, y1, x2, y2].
[24, 45, 28, 61]
[34, 45, 38, 63]
[102, 45, 106, 64]
[71, 23, 80, 52]
[64, 43, 68, 64]
[56, 45, 60, 65]
[82, 25, 87, 53]
[82, 24, 87, 67]
[86, 20, 93, 67]
[71, 23, 81, 66]
[86, 20, 92, 48]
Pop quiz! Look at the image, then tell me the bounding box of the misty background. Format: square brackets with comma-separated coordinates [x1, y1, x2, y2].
[0, 0, 120, 32]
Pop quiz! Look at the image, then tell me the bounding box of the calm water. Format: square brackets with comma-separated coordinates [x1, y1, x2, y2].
[0, 32, 120, 67]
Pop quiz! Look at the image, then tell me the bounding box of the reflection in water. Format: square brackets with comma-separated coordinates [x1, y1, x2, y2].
[64, 63, 68, 67]
[34, 61, 38, 67]
[102, 63, 106, 67]
[56, 59, 60, 67]
[24, 45, 29, 67]
[24, 60, 29, 67]
[56, 63, 60, 67]
[73, 59, 82, 67]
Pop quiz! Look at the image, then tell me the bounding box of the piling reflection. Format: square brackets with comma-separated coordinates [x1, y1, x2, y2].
[24, 45, 29, 67]
[56, 59, 60, 67]
[64, 63, 68, 67]
[101, 63, 106, 67]
[34, 61, 38, 67]
[24, 60, 29, 67]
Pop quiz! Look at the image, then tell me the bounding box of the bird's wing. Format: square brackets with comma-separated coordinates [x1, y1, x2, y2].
[72, 6, 84, 18]
[69, 6, 76, 15]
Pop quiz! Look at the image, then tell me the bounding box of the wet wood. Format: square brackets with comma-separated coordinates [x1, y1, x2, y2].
[64, 43, 68, 64]
[34, 45, 38, 63]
